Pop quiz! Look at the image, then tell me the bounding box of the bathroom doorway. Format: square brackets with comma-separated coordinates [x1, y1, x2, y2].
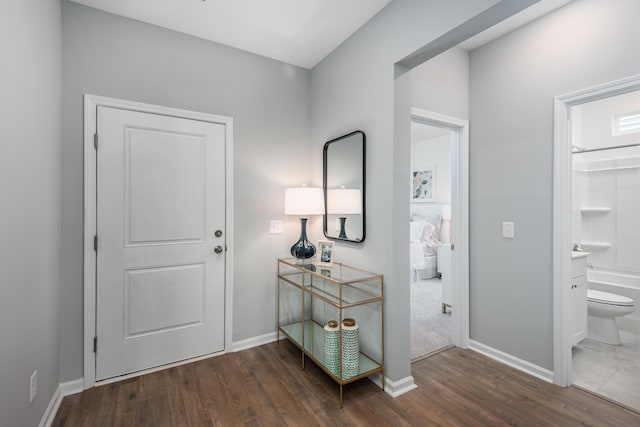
[570, 90, 640, 409]
[409, 108, 469, 362]
[554, 75, 640, 410]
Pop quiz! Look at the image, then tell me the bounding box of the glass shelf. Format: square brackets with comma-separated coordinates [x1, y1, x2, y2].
[279, 321, 382, 383]
[278, 258, 382, 285]
[579, 241, 612, 250]
[278, 258, 383, 308]
[580, 207, 611, 214]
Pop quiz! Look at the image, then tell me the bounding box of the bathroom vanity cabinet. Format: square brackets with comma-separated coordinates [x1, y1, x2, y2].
[571, 252, 589, 346]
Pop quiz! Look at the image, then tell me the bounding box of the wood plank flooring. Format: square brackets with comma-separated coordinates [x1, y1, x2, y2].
[53, 342, 640, 426]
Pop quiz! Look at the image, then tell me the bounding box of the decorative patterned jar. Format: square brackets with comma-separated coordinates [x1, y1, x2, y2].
[324, 320, 340, 377]
[341, 318, 360, 379]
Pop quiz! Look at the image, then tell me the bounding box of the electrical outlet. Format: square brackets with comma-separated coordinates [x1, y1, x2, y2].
[269, 220, 283, 234]
[29, 370, 37, 403]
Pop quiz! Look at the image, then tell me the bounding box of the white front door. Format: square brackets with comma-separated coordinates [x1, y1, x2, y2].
[95, 106, 226, 380]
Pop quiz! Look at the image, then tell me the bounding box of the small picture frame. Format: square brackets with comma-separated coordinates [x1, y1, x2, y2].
[317, 240, 335, 267]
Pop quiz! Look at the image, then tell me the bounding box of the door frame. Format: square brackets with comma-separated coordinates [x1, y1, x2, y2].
[83, 94, 234, 388]
[552, 74, 640, 386]
[410, 107, 470, 348]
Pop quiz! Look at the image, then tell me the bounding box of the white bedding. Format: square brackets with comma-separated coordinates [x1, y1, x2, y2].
[410, 216, 441, 278]
[410, 242, 426, 270]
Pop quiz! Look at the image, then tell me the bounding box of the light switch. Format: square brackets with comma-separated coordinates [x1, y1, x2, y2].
[270, 220, 283, 234]
[502, 222, 515, 239]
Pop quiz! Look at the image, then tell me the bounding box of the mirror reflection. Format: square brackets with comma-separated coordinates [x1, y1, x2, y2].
[323, 131, 365, 243]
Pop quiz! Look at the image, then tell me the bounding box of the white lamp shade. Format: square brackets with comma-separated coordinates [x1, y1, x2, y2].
[327, 188, 362, 215]
[284, 187, 324, 216]
[442, 205, 452, 220]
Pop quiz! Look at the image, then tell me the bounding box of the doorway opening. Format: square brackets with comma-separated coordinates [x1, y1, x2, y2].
[554, 75, 640, 409]
[410, 108, 469, 362]
[565, 88, 640, 410]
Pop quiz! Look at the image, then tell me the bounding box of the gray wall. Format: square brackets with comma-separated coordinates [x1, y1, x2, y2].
[61, 1, 310, 381]
[412, 47, 469, 120]
[310, 0, 507, 383]
[469, 0, 640, 369]
[0, 0, 62, 425]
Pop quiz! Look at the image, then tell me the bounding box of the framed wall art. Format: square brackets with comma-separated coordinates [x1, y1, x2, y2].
[411, 167, 436, 203]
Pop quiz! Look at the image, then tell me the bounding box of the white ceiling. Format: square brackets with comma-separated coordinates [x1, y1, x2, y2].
[458, 0, 574, 50]
[68, 0, 574, 69]
[68, 0, 392, 69]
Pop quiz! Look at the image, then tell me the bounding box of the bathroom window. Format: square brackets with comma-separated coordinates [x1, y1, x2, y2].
[612, 110, 640, 136]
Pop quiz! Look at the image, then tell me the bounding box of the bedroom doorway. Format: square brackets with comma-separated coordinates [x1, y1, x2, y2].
[410, 108, 468, 361]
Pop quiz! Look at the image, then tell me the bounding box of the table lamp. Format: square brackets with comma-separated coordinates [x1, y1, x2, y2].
[327, 188, 362, 239]
[284, 186, 324, 261]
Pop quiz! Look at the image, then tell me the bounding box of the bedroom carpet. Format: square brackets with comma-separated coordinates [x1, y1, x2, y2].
[411, 278, 451, 360]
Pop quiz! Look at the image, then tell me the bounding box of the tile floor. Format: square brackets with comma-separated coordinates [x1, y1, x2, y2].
[572, 329, 640, 411]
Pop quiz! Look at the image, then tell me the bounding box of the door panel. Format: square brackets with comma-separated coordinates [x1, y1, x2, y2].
[124, 263, 205, 337]
[96, 106, 226, 380]
[126, 128, 206, 245]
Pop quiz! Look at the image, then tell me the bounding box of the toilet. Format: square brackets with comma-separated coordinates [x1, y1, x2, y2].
[587, 289, 635, 345]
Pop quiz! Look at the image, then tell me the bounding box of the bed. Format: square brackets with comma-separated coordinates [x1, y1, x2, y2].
[410, 214, 441, 280]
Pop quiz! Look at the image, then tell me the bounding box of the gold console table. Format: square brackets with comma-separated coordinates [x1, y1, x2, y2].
[277, 258, 384, 407]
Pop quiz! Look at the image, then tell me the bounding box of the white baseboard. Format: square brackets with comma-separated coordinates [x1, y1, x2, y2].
[38, 385, 63, 427]
[469, 340, 554, 383]
[368, 373, 417, 397]
[38, 378, 87, 427]
[61, 378, 84, 396]
[232, 331, 277, 352]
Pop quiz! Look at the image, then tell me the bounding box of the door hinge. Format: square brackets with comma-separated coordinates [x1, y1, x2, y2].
[93, 235, 98, 251]
[93, 336, 97, 353]
[93, 133, 98, 150]
[451, 244, 455, 251]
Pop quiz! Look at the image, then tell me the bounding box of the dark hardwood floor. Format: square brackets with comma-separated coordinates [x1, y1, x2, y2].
[53, 341, 640, 426]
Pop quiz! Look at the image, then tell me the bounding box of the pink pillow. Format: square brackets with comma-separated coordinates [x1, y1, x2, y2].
[421, 222, 437, 245]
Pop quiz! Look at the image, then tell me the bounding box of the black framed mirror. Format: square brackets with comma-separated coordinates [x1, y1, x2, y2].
[323, 130, 366, 243]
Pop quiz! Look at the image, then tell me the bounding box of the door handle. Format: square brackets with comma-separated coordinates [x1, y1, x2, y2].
[214, 245, 224, 254]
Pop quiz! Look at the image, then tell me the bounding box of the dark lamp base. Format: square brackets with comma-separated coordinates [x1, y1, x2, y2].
[291, 218, 316, 260]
